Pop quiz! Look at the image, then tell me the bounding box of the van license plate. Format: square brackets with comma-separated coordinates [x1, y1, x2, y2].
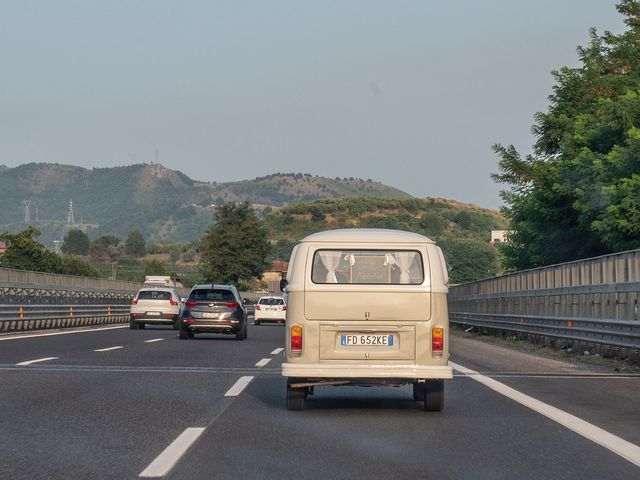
[341, 334, 393, 346]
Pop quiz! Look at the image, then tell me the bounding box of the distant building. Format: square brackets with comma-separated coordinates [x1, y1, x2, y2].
[0, 241, 6, 256]
[262, 260, 288, 293]
[490, 230, 510, 245]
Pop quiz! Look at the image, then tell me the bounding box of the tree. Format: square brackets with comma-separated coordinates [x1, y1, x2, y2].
[0, 227, 61, 272]
[62, 229, 90, 255]
[492, 1, 640, 269]
[125, 230, 146, 257]
[439, 238, 500, 284]
[200, 202, 271, 284]
[139, 259, 169, 281]
[59, 255, 100, 277]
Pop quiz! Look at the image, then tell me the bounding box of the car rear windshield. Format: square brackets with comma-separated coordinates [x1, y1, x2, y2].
[138, 290, 172, 300]
[258, 298, 285, 305]
[311, 250, 424, 285]
[189, 289, 235, 302]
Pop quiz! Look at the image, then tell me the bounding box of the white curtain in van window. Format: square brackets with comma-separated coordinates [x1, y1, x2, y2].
[318, 251, 342, 283]
[394, 252, 415, 284]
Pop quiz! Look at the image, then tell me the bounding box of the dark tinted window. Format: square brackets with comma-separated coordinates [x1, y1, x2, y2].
[190, 289, 235, 302]
[138, 290, 171, 300]
[258, 298, 285, 305]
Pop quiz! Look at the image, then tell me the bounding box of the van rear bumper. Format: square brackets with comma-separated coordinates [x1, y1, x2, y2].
[282, 363, 453, 379]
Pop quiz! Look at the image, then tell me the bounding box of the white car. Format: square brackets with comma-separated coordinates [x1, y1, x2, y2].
[254, 296, 286, 325]
[129, 287, 183, 330]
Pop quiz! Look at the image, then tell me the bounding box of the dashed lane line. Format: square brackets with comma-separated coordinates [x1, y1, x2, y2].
[139, 427, 205, 478]
[271, 347, 284, 355]
[94, 346, 124, 352]
[144, 338, 164, 343]
[255, 358, 271, 367]
[451, 361, 640, 468]
[0, 325, 128, 341]
[16, 357, 59, 366]
[224, 376, 254, 396]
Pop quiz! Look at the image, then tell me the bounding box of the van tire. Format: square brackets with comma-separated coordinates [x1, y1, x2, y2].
[412, 382, 425, 401]
[286, 382, 305, 410]
[423, 380, 444, 411]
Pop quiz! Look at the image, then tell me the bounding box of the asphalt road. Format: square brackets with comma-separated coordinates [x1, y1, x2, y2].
[1, 322, 639, 480]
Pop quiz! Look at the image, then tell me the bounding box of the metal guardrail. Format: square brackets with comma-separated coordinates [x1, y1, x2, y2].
[0, 304, 131, 333]
[448, 249, 640, 358]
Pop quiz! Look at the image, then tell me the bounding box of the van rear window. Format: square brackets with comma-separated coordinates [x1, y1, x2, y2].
[311, 250, 424, 285]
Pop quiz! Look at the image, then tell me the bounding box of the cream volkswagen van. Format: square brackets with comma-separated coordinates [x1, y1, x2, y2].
[281, 229, 452, 411]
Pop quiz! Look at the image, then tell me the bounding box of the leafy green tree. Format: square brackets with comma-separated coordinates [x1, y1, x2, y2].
[269, 239, 296, 262]
[59, 255, 100, 277]
[139, 258, 169, 281]
[125, 230, 146, 257]
[62, 229, 90, 255]
[492, 1, 640, 269]
[0, 227, 61, 272]
[200, 202, 271, 284]
[439, 238, 500, 284]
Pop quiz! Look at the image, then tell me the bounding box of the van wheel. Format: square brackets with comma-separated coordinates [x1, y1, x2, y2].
[286, 384, 305, 410]
[412, 382, 425, 401]
[423, 380, 444, 411]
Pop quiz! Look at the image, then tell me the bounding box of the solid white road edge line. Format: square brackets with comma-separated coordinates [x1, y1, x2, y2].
[450, 361, 640, 467]
[255, 358, 271, 367]
[271, 347, 284, 355]
[94, 346, 124, 352]
[144, 338, 164, 343]
[16, 357, 59, 366]
[0, 325, 128, 341]
[139, 427, 205, 478]
[225, 376, 254, 396]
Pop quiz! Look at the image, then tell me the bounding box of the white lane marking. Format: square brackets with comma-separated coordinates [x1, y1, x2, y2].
[255, 358, 271, 367]
[16, 357, 59, 366]
[94, 346, 124, 352]
[0, 325, 128, 341]
[225, 376, 254, 396]
[451, 361, 640, 467]
[144, 338, 164, 343]
[139, 427, 205, 478]
[271, 348, 284, 355]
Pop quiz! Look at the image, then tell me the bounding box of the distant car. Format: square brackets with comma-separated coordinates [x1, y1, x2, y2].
[130, 287, 183, 330]
[254, 296, 286, 325]
[179, 284, 248, 340]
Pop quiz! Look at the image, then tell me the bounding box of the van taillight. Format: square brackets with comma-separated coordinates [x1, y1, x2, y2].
[169, 294, 178, 306]
[290, 324, 302, 356]
[185, 300, 198, 308]
[432, 326, 444, 357]
[131, 297, 138, 305]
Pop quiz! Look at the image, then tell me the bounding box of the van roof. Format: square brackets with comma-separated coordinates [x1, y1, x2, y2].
[301, 228, 434, 244]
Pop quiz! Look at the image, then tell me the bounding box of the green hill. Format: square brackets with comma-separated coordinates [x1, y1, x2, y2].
[0, 163, 411, 244]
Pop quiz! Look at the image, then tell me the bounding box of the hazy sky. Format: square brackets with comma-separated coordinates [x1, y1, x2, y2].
[0, 1, 626, 209]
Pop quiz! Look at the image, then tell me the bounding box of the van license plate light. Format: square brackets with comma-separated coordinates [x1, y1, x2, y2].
[341, 334, 393, 346]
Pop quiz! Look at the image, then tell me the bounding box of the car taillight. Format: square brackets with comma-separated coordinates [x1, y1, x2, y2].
[432, 325, 444, 358]
[185, 300, 198, 308]
[255, 305, 261, 311]
[290, 324, 302, 356]
[224, 301, 239, 309]
[169, 294, 178, 306]
[282, 305, 287, 311]
[131, 297, 138, 305]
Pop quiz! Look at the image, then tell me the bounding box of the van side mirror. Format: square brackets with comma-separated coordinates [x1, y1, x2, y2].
[280, 279, 288, 292]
